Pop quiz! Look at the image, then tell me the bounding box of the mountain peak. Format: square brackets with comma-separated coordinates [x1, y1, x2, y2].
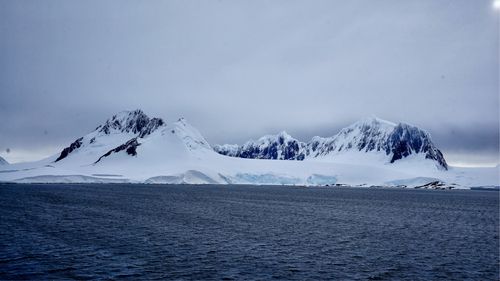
[388, 123, 447, 169]
[318, 118, 447, 169]
[171, 117, 212, 151]
[96, 109, 165, 136]
[215, 131, 306, 160]
[277, 130, 292, 138]
[352, 116, 397, 129]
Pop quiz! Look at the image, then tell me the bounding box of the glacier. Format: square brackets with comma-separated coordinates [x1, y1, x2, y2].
[0, 110, 497, 189]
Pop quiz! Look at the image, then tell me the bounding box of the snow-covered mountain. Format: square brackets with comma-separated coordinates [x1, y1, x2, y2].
[0, 110, 496, 188]
[0, 156, 8, 165]
[54, 110, 165, 164]
[215, 117, 448, 170]
[50, 110, 213, 168]
[214, 131, 307, 160]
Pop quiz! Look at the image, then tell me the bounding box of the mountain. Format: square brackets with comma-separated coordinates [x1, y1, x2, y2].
[0, 110, 495, 188]
[0, 156, 8, 165]
[54, 110, 165, 164]
[214, 131, 307, 160]
[214, 117, 448, 170]
[52, 110, 213, 167]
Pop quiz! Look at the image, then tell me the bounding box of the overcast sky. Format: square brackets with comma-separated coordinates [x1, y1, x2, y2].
[0, 0, 498, 166]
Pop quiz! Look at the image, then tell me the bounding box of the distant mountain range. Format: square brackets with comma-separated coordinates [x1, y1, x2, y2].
[56, 110, 447, 170]
[214, 117, 447, 170]
[0, 109, 496, 188]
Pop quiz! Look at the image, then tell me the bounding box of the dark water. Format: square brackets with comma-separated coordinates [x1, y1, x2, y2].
[0, 184, 498, 280]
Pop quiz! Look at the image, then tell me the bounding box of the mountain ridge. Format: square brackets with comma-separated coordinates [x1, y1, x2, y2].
[214, 117, 448, 170]
[2, 109, 491, 188]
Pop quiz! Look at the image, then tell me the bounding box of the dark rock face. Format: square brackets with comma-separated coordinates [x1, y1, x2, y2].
[387, 124, 447, 169]
[55, 137, 83, 162]
[139, 118, 164, 138]
[94, 138, 140, 164]
[96, 110, 164, 136]
[355, 124, 390, 152]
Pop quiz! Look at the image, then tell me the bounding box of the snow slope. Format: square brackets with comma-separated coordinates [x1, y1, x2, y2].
[0, 156, 8, 165]
[0, 110, 497, 188]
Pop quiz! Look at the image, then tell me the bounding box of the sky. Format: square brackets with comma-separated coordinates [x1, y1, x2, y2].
[0, 0, 498, 167]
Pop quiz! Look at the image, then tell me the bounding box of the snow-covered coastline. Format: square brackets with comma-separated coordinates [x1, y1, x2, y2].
[0, 110, 497, 189]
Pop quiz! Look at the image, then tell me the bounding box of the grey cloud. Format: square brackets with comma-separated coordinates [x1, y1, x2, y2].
[0, 0, 498, 165]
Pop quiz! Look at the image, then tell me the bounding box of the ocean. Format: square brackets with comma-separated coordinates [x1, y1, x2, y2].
[0, 184, 498, 280]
